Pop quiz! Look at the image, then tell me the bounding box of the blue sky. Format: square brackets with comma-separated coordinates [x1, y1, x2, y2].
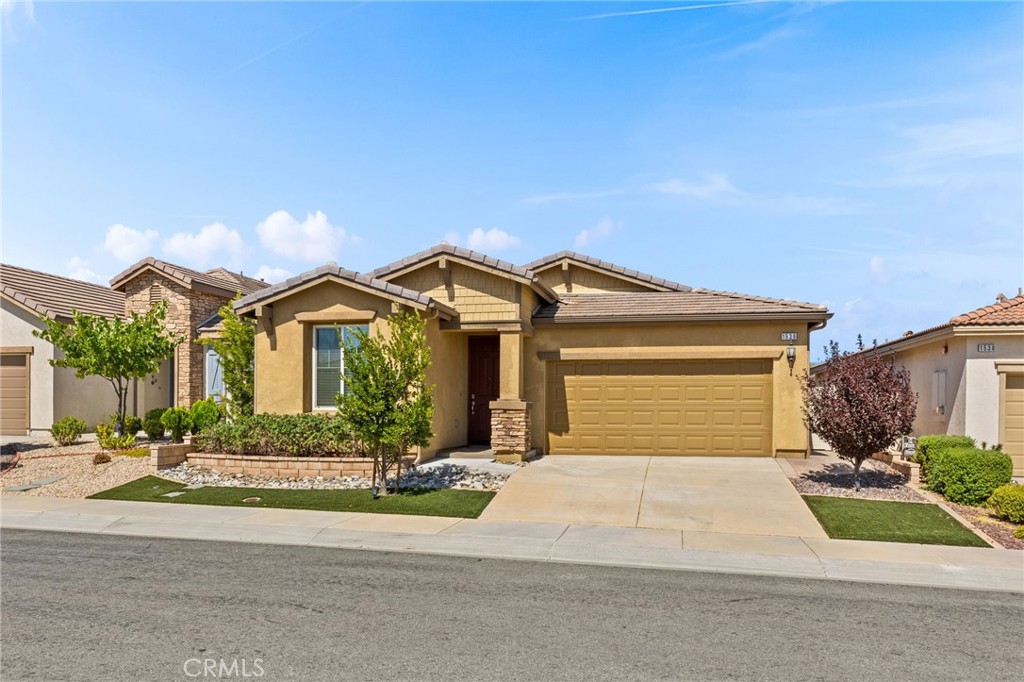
[3, 1, 1022, 356]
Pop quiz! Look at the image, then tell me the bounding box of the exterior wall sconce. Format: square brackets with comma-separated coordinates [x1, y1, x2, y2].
[786, 345, 797, 374]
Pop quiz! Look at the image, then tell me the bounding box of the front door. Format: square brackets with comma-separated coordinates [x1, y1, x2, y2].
[468, 336, 500, 444]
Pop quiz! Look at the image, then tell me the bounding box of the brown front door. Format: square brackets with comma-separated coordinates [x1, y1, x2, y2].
[468, 336, 500, 444]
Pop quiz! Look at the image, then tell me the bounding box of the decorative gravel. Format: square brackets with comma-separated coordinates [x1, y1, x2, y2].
[0, 453, 151, 498]
[940, 500, 1023, 551]
[789, 459, 928, 503]
[159, 461, 512, 492]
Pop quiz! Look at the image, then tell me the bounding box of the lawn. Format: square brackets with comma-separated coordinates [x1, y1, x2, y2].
[802, 495, 990, 547]
[90, 476, 495, 518]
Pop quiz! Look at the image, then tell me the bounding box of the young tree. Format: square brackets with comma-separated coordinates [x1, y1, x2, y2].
[801, 340, 917, 490]
[337, 311, 434, 495]
[198, 295, 255, 420]
[35, 301, 184, 435]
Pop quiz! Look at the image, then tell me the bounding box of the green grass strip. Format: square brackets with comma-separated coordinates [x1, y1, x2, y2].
[90, 476, 494, 519]
[802, 495, 989, 548]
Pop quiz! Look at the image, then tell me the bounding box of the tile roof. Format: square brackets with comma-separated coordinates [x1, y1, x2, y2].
[204, 268, 270, 295]
[950, 293, 1024, 325]
[0, 263, 125, 320]
[534, 291, 830, 322]
[524, 251, 692, 292]
[109, 257, 255, 296]
[233, 263, 459, 319]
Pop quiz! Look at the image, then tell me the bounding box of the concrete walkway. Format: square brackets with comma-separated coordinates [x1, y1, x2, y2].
[481, 456, 827, 537]
[2, 495, 1020, 593]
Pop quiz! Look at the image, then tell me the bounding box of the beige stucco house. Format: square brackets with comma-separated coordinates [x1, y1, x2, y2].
[853, 293, 1024, 475]
[235, 244, 832, 462]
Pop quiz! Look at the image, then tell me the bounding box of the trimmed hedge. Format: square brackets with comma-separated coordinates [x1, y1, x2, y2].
[143, 408, 168, 440]
[50, 416, 87, 446]
[987, 484, 1024, 523]
[193, 413, 359, 458]
[929, 447, 1013, 506]
[914, 435, 976, 483]
[161, 407, 193, 443]
[189, 398, 224, 435]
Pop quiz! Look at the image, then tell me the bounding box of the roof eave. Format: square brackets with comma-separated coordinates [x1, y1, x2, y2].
[532, 312, 833, 325]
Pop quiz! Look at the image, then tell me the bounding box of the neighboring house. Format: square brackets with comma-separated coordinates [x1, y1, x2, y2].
[837, 293, 1024, 475]
[235, 244, 832, 462]
[0, 259, 268, 436]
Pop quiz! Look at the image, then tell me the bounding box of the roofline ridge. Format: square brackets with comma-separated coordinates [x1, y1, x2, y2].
[0, 262, 125, 295]
[690, 286, 825, 310]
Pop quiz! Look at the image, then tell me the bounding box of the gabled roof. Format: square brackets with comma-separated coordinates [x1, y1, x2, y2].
[0, 263, 125, 320]
[371, 243, 558, 302]
[109, 257, 258, 297]
[534, 291, 831, 324]
[951, 293, 1024, 325]
[204, 268, 270, 295]
[233, 263, 459, 319]
[525, 251, 691, 292]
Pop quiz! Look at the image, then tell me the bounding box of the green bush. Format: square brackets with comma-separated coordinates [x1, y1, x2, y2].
[929, 447, 1013, 506]
[50, 416, 87, 446]
[1015, 526, 1024, 541]
[93, 452, 111, 465]
[96, 423, 137, 450]
[119, 447, 150, 458]
[189, 397, 224, 435]
[193, 413, 359, 457]
[161, 407, 193, 443]
[102, 413, 142, 436]
[143, 407, 168, 440]
[987, 484, 1024, 523]
[914, 435, 976, 482]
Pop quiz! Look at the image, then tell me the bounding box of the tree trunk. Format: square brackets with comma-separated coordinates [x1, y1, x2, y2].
[394, 454, 401, 495]
[853, 458, 862, 491]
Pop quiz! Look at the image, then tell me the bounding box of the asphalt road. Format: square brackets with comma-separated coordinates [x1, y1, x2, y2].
[1, 530, 1020, 682]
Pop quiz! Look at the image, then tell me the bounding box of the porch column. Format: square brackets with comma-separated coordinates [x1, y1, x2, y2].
[490, 332, 532, 462]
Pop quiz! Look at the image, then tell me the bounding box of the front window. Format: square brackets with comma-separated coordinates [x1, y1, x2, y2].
[313, 325, 367, 410]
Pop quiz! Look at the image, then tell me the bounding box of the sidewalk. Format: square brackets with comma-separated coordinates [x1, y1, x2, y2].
[2, 495, 1021, 593]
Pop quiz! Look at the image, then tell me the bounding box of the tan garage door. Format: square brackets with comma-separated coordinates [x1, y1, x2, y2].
[1, 353, 30, 436]
[1002, 374, 1024, 476]
[547, 359, 773, 455]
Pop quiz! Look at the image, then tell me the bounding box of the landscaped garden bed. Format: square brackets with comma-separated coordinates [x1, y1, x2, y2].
[90, 475, 494, 518]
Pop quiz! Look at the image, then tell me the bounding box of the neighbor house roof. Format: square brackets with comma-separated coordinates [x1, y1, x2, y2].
[233, 263, 459, 319]
[950, 293, 1024, 326]
[204, 268, 270, 295]
[0, 263, 125, 321]
[524, 251, 692, 292]
[534, 291, 831, 324]
[110, 258, 266, 297]
[371, 243, 559, 302]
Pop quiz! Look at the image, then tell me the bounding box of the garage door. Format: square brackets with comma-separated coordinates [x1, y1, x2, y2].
[1002, 374, 1024, 476]
[547, 359, 772, 456]
[1, 353, 30, 436]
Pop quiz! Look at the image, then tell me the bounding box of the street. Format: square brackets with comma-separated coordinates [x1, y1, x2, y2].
[1, 529, 1020, 681]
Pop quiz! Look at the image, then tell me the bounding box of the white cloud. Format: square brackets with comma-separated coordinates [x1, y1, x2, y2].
[868, 256, 896, 285]
[162, 222, 245, 269]
[898, 116, 1021, 167]
[652, 173, 862, 216]
[256, 210, 348, 262]
[574, 216, 619, 249]
[653, 173, 739, 199]
[103, 224, 158, 264]
[65, 257, 106, 285]
[522, 189, 625, 206]
[466, 227, 521, 251]
[253, 265, 293, 284]
[1, 0, 35, 27]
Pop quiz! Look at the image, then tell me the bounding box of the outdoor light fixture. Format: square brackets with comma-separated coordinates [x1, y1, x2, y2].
[786, 345, 797, 373]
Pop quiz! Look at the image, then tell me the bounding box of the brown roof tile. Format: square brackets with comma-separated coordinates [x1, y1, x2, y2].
[0, 263, 125, 320]
[534, 291, 830, 323]
[109, 257, 250, 297]
[524, 251, 692, 292]
[950, 294, 1024, 325]
[204, 268, 271, 295]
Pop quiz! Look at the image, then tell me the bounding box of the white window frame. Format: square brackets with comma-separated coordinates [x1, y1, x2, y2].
[312, 325, 367, 411]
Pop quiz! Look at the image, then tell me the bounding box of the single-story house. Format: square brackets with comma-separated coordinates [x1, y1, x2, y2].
[842, 293, 1024, 475]
[0, 259, 267, 435]
[234, 244, 833, 462]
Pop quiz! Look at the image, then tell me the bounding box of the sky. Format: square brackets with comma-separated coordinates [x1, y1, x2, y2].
[2, 0, 1022, 358]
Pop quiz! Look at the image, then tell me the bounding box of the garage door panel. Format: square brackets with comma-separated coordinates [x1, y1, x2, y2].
[0, 353, 29, 436]
[547, 359, 772, 456]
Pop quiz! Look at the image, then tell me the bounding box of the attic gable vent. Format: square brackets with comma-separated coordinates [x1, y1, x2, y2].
[149, 283, 164, 305]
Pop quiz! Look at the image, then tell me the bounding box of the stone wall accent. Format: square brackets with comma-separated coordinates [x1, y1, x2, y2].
[151, 442, 196, 471]
[489, 400, 531, 462]
[186, 452, 415, 479]
[871, 451, 921, 484]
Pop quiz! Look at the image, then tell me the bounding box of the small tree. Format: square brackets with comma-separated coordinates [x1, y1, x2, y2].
[198, 295, 255, 420]
[337, 311, 434, 495]
[801, 340, 917, 490]
[35, 301, 184, 435]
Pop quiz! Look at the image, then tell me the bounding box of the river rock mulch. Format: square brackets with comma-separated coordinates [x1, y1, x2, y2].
[159, 461, 512, 492]
[788, 458, 928, 502]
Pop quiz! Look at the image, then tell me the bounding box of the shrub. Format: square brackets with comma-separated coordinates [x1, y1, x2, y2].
[1015, 526, 1024, 541]
[914, 435, 976, 483]
[96, 423, 137, 450]
[987, 484, 1024, 523]
[119, 447, 150, 458]
[189, 397, 224, 435]
[102, 413, 142, 437]
[143, 407, 168, 440]
[193, 413, 359, 457]
[93, 452, 111, 465]
[929, 447, 1013, 506]
[161, 407, 193, 443]
[50, 416, 87, 446]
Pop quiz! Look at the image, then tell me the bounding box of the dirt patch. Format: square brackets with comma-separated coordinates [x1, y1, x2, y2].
[1, 453, 150, 498]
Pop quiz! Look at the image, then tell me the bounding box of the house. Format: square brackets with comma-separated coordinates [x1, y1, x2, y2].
[234, 244, 832, 462]
[0, 259, 267, 436]
[848, 293, 1024, 475]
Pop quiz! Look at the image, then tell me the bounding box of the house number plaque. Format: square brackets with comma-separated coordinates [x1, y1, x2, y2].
[780, 332, 798, 341]
[977, 343, 995, 353]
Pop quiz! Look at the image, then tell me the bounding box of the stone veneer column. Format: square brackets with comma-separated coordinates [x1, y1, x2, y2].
[489, 399, 532, 463]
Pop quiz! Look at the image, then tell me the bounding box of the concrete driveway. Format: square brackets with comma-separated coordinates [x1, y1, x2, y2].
[480, 456, 827, 538]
